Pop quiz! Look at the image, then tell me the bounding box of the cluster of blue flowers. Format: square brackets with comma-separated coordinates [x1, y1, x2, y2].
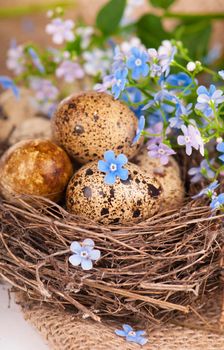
[95, 39, 224, 213]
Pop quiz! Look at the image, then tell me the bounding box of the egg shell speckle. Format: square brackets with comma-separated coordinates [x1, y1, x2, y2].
[66, 161, 163, 225]
[0, 139, 73, 202]
[52, 91, 143, 164]
[133, 147, 184, 211]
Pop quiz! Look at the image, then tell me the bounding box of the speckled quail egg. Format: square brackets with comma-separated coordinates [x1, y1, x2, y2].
[9, 117, 52, 145]
[0, 88, 37, 140]
[0, 139, 73, 202]
[66, 161, 163, 225]
[52, 91, 143, 164]
[132, 147, 184, 211]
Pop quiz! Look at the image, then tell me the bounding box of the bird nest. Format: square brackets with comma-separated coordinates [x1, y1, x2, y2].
[0, 138, 224, 326]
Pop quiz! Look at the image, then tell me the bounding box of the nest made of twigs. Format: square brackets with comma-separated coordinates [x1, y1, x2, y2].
[0, 191, 224, 326]
[0, 136, 223, 325]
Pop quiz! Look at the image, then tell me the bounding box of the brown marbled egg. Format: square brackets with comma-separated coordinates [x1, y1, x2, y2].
[0, 139, 73, 202]
[66, 161, 163, 225]
[52, 91, 143, 164]
[133, 147, 184, 211]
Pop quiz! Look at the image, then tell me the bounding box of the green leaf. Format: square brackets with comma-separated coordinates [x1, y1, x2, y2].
[96, 0, 126, 36]
[137, 14, 169, 48]
[149, 0, 175, 10]
[173, 20, 212, 60]
[65, 37, 82, 55]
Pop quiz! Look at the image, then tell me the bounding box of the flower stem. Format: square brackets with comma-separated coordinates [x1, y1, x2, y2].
[164, 12, 224, 20]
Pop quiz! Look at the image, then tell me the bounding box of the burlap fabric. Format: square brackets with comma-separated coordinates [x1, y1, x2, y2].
[19, 293, 224, 350]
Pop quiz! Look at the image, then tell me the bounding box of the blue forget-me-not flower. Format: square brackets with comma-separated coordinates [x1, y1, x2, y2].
[210, 193, 224, 211]
[98, 150, 128, 185]
[69, 239, 101, 270]
[195, 84, 224, 117]
[148, 142, 176, 165]
[127, 47, 149, 80]
[112, 68, 128, 99]
[188, 159, 215, 183]
[165, 72, 192, 95]
[115, 324, 148, 346]
[192, 181, 219, 199]
[177, 124, 204, 156]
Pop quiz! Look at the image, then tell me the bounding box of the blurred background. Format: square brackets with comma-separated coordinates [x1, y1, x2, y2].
[1, 0, 224, 74]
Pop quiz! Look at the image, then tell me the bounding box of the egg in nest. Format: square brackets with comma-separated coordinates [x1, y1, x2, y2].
[133, 147, 184, 211]
[66, 161, 162, 225]
[52, 91, 143, 164]
[0, 139, 73, 202]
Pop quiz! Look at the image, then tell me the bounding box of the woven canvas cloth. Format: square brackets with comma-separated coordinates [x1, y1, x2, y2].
[19, 294, 224, 350]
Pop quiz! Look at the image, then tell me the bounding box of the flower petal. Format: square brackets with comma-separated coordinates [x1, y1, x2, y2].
[180, 124, 187, 135]
[64, 31, 75, 42]
[142, 101, 154, 110]
[197, 85, 208, 95]
[197, 94, 210, 103]
[186, 144, 192, 156]
[69, 254, 81, 266]
[123, 324, 133, 333]
[136, 337, 148, 346]
[70, 241, 81, 253]
[136, 115, 145, 133]
[53, 33, 64, 45]
[199, 144, 204, 156]
[216, 96, 224, 104]
[218, 70, 224, 79]
[89, 249, 101, 260]
[160, 155, 169, 165]
[81, 258, 93, 270]
[219, 154, 224, 162]
[132, 132, 140, 144]
[188, 167, 199, 176]
[136, 330, 146, 336]
[98, 160, 109, 173]
[104, 150, 115, 163]
[212, 90, 223, 99]
[83, 238, 95, 248]
[209, 84, 216, 95]
[204, 107, 213, 117]
[115, 330, 126, 337]
[116, 154, 128, 166]
[217, 142, 224, 152]
[126, 335, 138, 343]
[104, 172, 116, 185]
[118, 168, 129, 181]
[142, 64, 149, 77]
[218, 193, 224, 204]
[177, 135, 185, 146]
